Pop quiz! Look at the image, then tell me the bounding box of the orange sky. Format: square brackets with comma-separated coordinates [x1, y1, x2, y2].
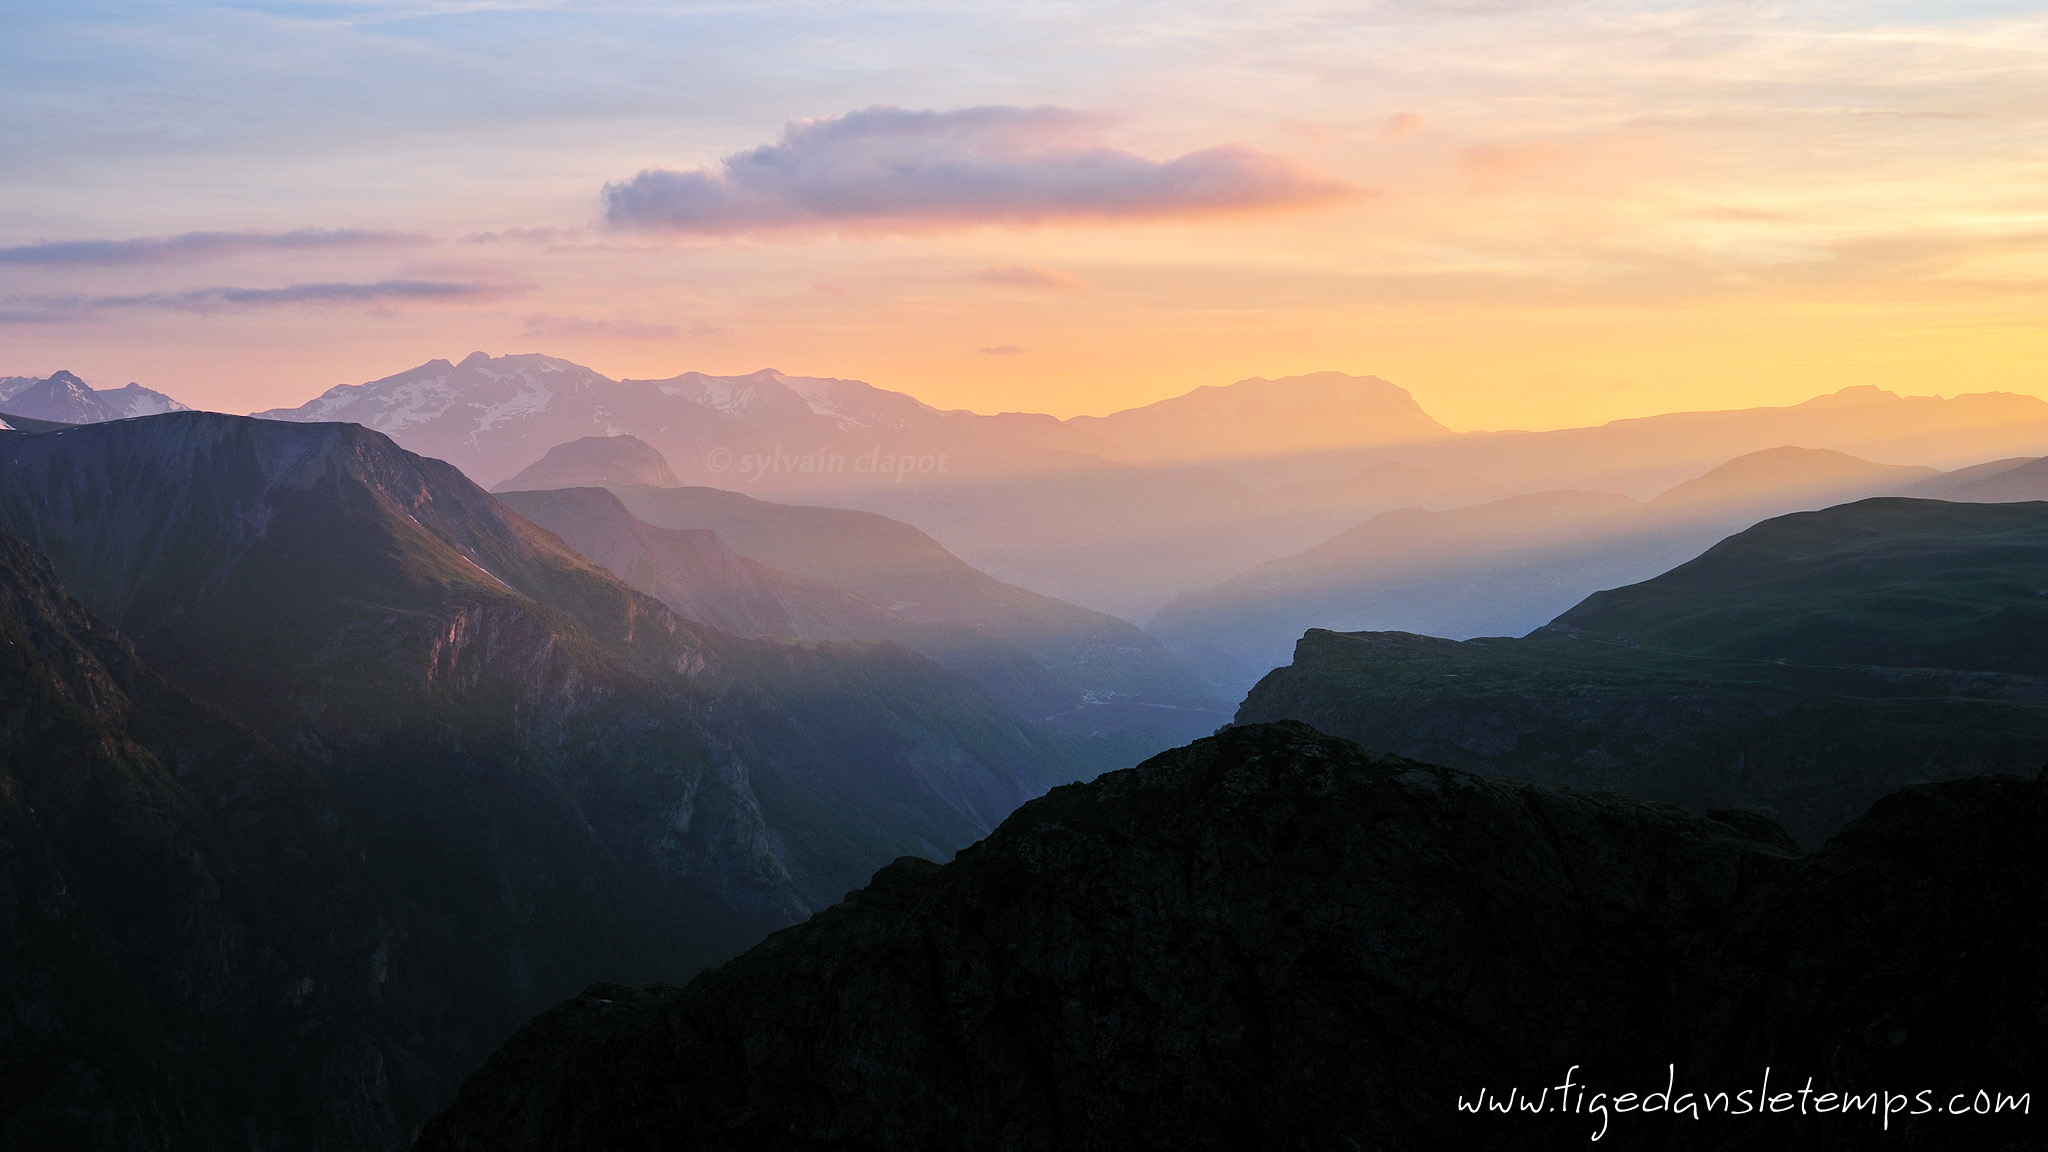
[6, 1, 2047, 431]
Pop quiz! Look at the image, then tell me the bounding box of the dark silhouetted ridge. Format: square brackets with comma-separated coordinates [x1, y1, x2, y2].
[414, 721, 2046, 1151]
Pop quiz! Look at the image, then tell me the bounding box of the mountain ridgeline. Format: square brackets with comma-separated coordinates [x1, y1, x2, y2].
[1148, 447, 1961, 695]
[0, 371, 187, 426]
[8, 358, 2048, 1150]
[1238, 498, 2048, 844]
[0, 412, 1096, 1144]
[415, 722, 2048, 1152]
[484, 430, 1229, 761]
[247, 351, 2048, 621]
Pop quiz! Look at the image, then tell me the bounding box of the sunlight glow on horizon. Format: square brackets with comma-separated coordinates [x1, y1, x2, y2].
[5, 1, 2047, 433]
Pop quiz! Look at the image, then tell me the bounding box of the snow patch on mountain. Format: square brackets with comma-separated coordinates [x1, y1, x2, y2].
[658, 375, 763, 418]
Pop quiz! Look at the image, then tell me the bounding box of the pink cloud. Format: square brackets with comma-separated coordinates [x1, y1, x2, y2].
[603, 106, 1350, 235]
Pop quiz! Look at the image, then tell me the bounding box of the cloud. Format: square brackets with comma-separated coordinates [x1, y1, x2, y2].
[0, 228, 431, 266]
[970, 263, 1087, 290]
[979, 345, 1027, 355]
[1, 278, 523, 321]
[521, 312, 724, 339]
[603, 106, 1350, 235]
[463, 227, 579, 244]
[95, 279, 521, 312]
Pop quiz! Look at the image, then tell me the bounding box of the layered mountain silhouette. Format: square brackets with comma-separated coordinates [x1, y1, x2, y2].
[9, 353, 2048, 1152]
[493, 487, 1083, 731]
[1300, 384, 2048, 497]
[1151, 448, 1951, 693]
[1897, 454, 2048, 503]
[595, 483, 1222, 714]
[0, 412, 1100, 1144]
[414, 722, 2046, 1152]
[0, 371, 187, 425]
[1235, 498, 2048, 843]
[250, 354, 2048, 621]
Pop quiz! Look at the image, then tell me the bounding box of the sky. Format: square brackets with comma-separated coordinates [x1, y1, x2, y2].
[4, 0, 2047, 430]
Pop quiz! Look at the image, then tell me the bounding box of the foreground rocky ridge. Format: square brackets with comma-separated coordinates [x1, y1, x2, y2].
[412, 722, 2045, 1151]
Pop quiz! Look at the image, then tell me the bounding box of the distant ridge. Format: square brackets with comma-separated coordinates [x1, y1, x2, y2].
[1237, 497, 2048, 843]
[496, 433, 681, 490]
[0, 370, 188, 423]
[1069, 371, 1451, 463]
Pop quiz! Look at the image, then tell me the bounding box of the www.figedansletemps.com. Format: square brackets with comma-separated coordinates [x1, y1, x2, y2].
[1458, 1065, 2032, 1142]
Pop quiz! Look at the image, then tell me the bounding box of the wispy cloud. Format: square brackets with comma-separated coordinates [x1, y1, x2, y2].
[0, 278, 524, 321]
[0, 228, 431, 266]
[521, 312, 724, 339]
[979, 344, 1027, 355]
[603, 106, 1350, 235]
[96, 279, 520, 312]
[970, 263, 1087, 290]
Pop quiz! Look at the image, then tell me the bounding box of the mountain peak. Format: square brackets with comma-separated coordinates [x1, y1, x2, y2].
[496, 433, 681, 491]
[0, 370, 188, 425]
[1071, 370, 1451, 464]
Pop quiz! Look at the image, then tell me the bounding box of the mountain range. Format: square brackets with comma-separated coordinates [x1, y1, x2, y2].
[246, 355, 2048, 621]
[491, 485, 1217, 767]
[0, 371, 187, 426]
[1151, 447, 1948, 693]
[6, 355, 2048, 1150]
[0, 411, 1108, 1144]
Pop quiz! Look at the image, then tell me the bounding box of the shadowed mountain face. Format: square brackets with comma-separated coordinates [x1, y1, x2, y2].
[494, 488, 1085, 728]
[496, 487, 902, 642]
[1236, 499, 2048, 843]
[0, 413, 1089, 1140]
[1150, 450, 1954, 695]
[0, 372, 187, 424]
[599, 483, 1231, 736]
[496, 433, 680, 491]
[412, 722, 2046, 1152]
[0, 527, 483, 1150]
